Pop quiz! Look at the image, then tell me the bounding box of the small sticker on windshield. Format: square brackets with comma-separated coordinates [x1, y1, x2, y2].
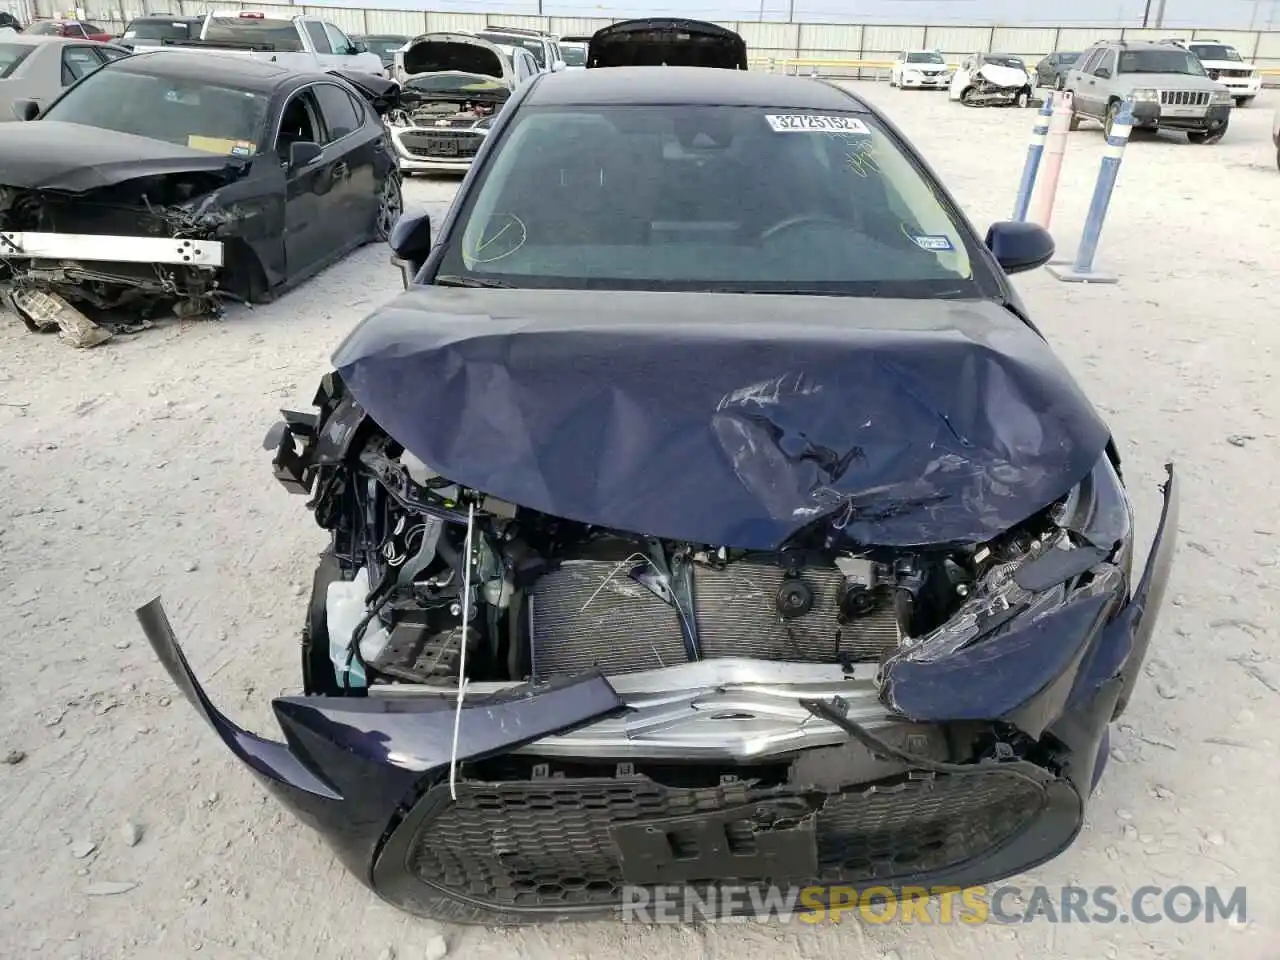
[913, 235, 955, 251]
[765, 114, 870, 134]
[230, 142, 254, 157]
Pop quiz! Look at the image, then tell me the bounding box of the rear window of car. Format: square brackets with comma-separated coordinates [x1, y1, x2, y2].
[439, 104, 978, 298]
[561, 43, 586, 66]
[477, 32, 545, 67]
[0, 43, 32, 77]
[40, 68, 271, 154]
[1118, 48, 1205, 75]
[204, 17, 303, 52]
[123, 20, 196, 41]
[26, 21, 62, 35]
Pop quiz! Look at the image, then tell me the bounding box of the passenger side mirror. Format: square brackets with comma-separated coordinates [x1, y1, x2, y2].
[389, 212, 431, 288]
[1095, 67, 1111, 79]
[552, 59, 566, 72]
[288, 141, 323, 170]
[985, 221, 1055, 274]
[348, 42, 365, 55]
[13, 98, 40, 121]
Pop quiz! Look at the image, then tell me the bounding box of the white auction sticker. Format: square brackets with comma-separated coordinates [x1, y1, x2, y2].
[765, 114, 871, 134]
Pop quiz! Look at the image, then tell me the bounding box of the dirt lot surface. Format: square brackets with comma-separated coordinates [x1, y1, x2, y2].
[1, 81, 1277, 960]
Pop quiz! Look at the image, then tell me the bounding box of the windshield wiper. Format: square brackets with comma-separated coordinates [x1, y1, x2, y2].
[433, 275, 513, 288]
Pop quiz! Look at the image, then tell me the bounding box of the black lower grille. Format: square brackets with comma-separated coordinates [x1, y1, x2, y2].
[407, 770, 1047, 908]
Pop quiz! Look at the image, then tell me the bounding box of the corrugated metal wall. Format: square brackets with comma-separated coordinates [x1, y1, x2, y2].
[26, 1, 1280, 75]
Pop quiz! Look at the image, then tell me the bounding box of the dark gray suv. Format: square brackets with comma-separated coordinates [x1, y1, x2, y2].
[1064, 40, 1233, 143]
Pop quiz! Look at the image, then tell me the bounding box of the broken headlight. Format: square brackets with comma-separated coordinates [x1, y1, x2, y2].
[895, 455, 1133, 663]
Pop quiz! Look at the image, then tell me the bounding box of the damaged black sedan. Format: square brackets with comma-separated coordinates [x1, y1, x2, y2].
[1, 50, 402, 344]
[139, 67, 1178, 924]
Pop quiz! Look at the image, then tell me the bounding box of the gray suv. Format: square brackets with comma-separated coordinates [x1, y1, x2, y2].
[1064, 40, 1233, 143]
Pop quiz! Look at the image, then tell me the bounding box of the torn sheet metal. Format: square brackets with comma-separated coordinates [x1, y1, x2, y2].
[8, 290, 112, 347]
[332, 286, 1111, 550]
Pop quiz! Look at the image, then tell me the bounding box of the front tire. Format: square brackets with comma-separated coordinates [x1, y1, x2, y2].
[1104, 99, 1119, 137]
[1055, 74, 1065, 91]
[1187, 122, 1227, 145]
[959, 86, 977, 105]
[1017, 86, 1033, 107]
[1235, 96, 1254, 107]
[374, 174, 403, 242]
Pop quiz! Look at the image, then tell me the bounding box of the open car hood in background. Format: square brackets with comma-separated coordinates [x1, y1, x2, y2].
[587, 18, 748, 70]
[331, 288, 1112, 551]
[400, 32, 510, 84]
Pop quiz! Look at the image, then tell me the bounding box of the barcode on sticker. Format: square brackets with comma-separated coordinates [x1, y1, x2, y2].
[913, 235, 955, 251]
[765, 114, 871, 134]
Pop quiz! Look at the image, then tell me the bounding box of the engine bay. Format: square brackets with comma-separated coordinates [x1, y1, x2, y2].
[272, 375, 1099, 696]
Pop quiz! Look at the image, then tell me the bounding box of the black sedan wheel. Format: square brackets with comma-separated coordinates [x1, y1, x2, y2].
[375, 175, 404, 241]
[1055, 74, 1065, 91]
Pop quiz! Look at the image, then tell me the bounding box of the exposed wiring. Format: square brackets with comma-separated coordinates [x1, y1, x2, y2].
[448, 501, 476, 801]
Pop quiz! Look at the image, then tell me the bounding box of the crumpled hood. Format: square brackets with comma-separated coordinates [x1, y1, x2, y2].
[331, 288, 1111, 550]
[0, 121, 249, 192]
[978, 64, 1030, 88]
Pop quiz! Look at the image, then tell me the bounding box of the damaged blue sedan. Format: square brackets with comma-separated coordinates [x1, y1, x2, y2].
[138, 65, 1178, 924]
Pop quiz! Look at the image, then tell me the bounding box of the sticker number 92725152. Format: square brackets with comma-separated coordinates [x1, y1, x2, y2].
[765, 114, 871, 134]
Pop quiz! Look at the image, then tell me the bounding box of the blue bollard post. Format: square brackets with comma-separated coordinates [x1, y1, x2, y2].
[1047, 99, 1134, 284]
[1012, 93, 1055, 221]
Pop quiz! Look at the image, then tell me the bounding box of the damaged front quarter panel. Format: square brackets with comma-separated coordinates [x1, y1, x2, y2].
[880, 462, 1178, 744]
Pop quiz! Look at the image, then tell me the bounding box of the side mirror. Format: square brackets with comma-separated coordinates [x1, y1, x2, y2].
[388, 212, 431, 288]
[985, 221, 1055, 274]
[288, 140, 323, 170]
[552, 59, 566, 72]
[13, 99, 40, 121]
[349, 42, 366, 55]
[1095, 67, 1111, 79]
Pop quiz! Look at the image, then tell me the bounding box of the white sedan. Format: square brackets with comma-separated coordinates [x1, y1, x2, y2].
[0, 33, 132, 120]
[889, 50, 951, 89]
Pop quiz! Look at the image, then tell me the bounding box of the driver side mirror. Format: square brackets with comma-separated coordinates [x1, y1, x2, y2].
[288, 141, 323, 170]
[1094, 67, 1111, 79]
[349, 42, 366, 55]
[12, 98, 40, 121]
[389, 212, 431, 288]
[985, 221, 1055, 274]
[552, 59, 566, 71]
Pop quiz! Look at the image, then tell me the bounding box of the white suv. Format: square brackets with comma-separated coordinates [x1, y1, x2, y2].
[1163, 38, 1260, 106]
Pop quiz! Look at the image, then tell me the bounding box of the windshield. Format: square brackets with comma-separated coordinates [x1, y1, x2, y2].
[41, 69, 270, 154]
[203, 17, 303, 52]
[1056, 52, 1081, 63]
[1189, 44, 1242, 62]
[0, 43, 32, 77]
[436, 105, 977, 297]
[123, 20, 194, 41]
[905, 52, 944, 64]
[984, 55, 1024, 68]
[561, 43, 586, 66]
[364, 36, 407, 58]
[478, 32, 545, 67]
[1119, 49, 1205, 74]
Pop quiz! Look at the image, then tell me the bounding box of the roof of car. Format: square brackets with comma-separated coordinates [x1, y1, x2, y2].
[3, 32, 101, 47]
[115, 49, 301, 88]
[527, 66, 866, 110]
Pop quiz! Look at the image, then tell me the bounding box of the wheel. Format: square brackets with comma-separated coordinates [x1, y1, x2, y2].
[374, 173, 403, 242]
[1068, 101, 1082, 131]
[959, 86, 977, 105]
[889, 72, 898, 87]
[1017, 86, 1033, 107]
[1235, 96, 1254, 107]
[1276, 144, 1280, 172]
[1187, 121, 1227, 145]
[1055, 74, 1065, 91]
[1104, 100, 1119, 138]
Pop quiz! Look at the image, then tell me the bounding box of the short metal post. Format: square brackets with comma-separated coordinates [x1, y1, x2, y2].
[1028, 90, 1074, 228]
[1012, 94, 1054, 221]
[1047, 99, 1133, 284]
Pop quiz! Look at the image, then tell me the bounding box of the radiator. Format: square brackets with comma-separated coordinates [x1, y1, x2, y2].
[529, 559, 900, 680]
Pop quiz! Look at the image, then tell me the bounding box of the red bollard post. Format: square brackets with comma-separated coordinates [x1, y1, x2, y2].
[1028, 91, 1074, 229]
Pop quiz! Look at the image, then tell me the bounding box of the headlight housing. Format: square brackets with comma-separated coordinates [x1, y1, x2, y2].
[1129, 87, 1160, 102]
[894, 455, 1133, 662]
[1211, 89, 1234, 104]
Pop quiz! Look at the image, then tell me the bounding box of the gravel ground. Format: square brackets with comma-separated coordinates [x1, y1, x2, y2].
[1, 81, 1277, 960]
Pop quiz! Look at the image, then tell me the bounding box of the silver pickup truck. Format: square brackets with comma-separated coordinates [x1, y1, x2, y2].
[154, 11, 385, 76]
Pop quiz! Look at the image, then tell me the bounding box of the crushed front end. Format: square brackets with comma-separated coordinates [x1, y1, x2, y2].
[1, 167, 256, 343]
[139, 368, 1178, 924]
